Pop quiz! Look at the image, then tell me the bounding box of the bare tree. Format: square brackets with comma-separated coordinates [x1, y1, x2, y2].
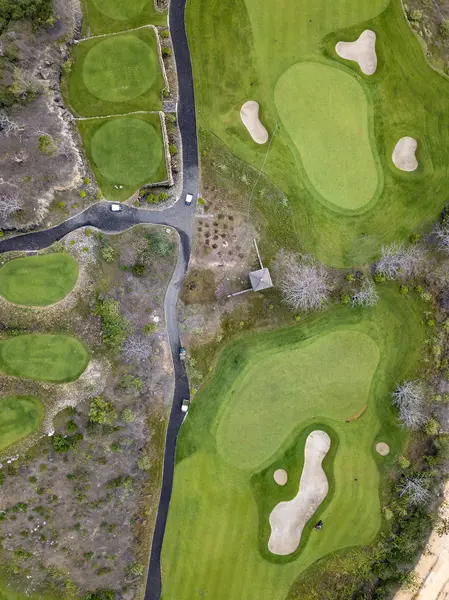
[0, 112, 21, 137]
[351, 279, 379, 308]
[0, 193, 21, 223]
[375, 243, 424, 280]
[278, 253, 330, 312]
[434, 222, 449, 254]
[122, 336, 153, 361]
[391, 380, 426, 430]
[400, 477, 430, 505]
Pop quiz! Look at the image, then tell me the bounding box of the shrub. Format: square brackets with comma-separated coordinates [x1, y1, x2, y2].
[83, 177, 90, 185]
[95, 298, 130, 349]
[340, 293, 350, 305]
[79, 190, 86, 198]
[129, 562, 144, 576]
[373, 272, 386, 283]
[144, 231, 174, 256]
[146, 193, 157, 204]
[38, 134, 57, 156]
[121, 375, 144, 391]
[410, 9, 423, 23]
[163, 88, 170, 98]
[57, 201, 66, 209]
[160, 29, 170, 38]
[345, 273, 355, 282]
[168, 144, 177, 156]
[61, 58, 73, 76]
[397, 455, 411, 469]
[159, 192, 168, 201]
[0, 471, 4, 486]
[66, 420, 78, 432]
[120, 408, 136, 423]
[166, 113, 176, 124]
[137, 454, 151, 471]
[409, 232, 422, 244]
[440, 19, 449, 36]
[88, 396, 117, 425]
[143, 322, 157, 336]
[100, 245, 116, 263]
[83, 591, 114, 600]
[53, 433, 83, 453]
[399, 284, 409, 295]
[131, 263, 146, 277]
[161, 47, 171, 57]
[197, 197, 206, 206]
[425, 418, 440, 436]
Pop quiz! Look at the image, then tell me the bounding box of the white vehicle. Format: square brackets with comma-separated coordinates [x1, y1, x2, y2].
[181, 398, 190, 413]
[110, 203, 122, 212]
[185, 193, 194, 206]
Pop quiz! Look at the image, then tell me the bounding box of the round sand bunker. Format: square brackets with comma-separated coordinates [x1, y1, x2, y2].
[240, 101, 269, 144]
[392, 137, 418, 172]
[335, 30, 377, 76]
[273, 469, 288, 486]
[376, 442, 390, 456]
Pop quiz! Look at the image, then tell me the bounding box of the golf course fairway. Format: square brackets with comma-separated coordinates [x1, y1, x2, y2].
[0, 334, 89, 383]
[0, 253, 78, 306]
[187, 0, 449, 265]
[161, 287, 425, 599]
[0, 396, 45, 452]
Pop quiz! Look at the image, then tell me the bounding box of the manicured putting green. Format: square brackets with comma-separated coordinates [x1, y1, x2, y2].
[162, 288, 425, 600]
[0, 253, 78, 306]
[91, 117, 164, 185]
[275, 62, 380, 210]
[0, 335, 89, 383]
[0, 396, 45, 452]
[83, 35, 157, 103]
[92, 0, 148, 20]
[217, 330, 379, 469]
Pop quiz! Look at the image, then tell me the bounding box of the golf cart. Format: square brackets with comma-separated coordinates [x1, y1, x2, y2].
[181, 398, 190, 413]
[179, 347, 186, 361]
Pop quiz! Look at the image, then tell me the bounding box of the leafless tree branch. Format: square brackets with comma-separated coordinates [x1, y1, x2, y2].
[278, 253, 331, 312]
[375, 243, 424, 280]
[351, 279, 379, 308]
[391, 380, 426, 430]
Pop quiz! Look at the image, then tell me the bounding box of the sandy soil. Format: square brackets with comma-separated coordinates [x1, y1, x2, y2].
[268, 430, 331, 556]
[240, 100, 269, 144]
[376, 442, 390, 456]
[392, 137, 418, 172]
[394, 482, 449, 600]
[335, 30, 377, 76]
[274, 469, 288, 486]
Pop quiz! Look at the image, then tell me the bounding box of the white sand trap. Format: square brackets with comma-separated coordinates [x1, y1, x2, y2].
[240, 101, 268, 144]
[376, 442, 390, 456]
[392, 137, 418, 172]
[268, 430, 331, 556]
[335, 30, 377, 76]
[274, 469, 288, 486]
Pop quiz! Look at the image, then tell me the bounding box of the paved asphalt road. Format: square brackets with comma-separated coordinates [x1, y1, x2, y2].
[0, 0, 199, 597]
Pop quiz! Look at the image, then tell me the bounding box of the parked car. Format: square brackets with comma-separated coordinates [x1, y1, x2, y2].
[110, 203, 122, 212]
[179, 347, 186, 361]
[181, 398, 190, 413]
[185, 193, 194, 206]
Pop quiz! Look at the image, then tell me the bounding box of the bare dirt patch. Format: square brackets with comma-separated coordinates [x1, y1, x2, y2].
[335, 30, 377, 75]
[273, 468, 288, 486]
[375, 442, 390, 456]
[392, 136, 418, 172]
[268, 430, 331, 556]
[240, 100, 268, 144]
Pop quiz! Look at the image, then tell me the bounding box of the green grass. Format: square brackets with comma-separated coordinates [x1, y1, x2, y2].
[0, 253, 78, 306]
[274, 62, 381, 210]
[187, 0, 449, 266]
[0, 396, 45, 452]
[81, 0, 167, 35]
[68, 28, 163, 117]
[0, 335, 89, 383]
[161, 287, 425, 600]
[77, 113, 167, 200]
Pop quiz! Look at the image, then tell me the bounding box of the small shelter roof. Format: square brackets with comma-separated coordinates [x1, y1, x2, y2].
[249, 267, 273, 291]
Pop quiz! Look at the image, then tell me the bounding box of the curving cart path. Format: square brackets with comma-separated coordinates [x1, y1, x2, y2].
[0, 0, 198, 597]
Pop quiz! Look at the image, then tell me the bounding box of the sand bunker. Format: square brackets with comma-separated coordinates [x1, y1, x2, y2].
[335, 30, 377, 76]
[392, 137, 418, 172]
[274, 469, 288, 486]
[240, 101, 269, 144]
[268, 430, 331, 556]
[376, 442, 390, 456]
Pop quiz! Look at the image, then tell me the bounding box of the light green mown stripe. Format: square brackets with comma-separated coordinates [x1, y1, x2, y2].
[81, 0, 167, 35]
[0, 396, 45, 452]
[161, 288, 425, 600]
[216, 330, 379, 469]
[275, 62, 380, 210]
[0, 334, 89, 383]
[0, 253, 78, 306]
[92, 0, 149, 21]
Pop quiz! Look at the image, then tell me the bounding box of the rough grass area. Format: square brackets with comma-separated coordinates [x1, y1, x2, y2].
[187, 0, 449, 266]
[0, 396, 45, 452]
[161, 287, 425, 600]
[68, 28, 163, 117]
[77, 113, 167, 200]
[81, 0, 167, 35]
[0, 254, 78, 306]
[0, 334, 89, 383]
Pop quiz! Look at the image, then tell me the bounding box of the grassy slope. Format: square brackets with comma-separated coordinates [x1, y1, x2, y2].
[81, 0, 167, 35]
[0, 396, 45, 452]
[77, 113, 167, 200]
[0, 335, 89, 383]
[187, 0, 449, 266]
[161, 287, 425, 600]
[68, 28, 163, 117]
[0, 254, 78, 306]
